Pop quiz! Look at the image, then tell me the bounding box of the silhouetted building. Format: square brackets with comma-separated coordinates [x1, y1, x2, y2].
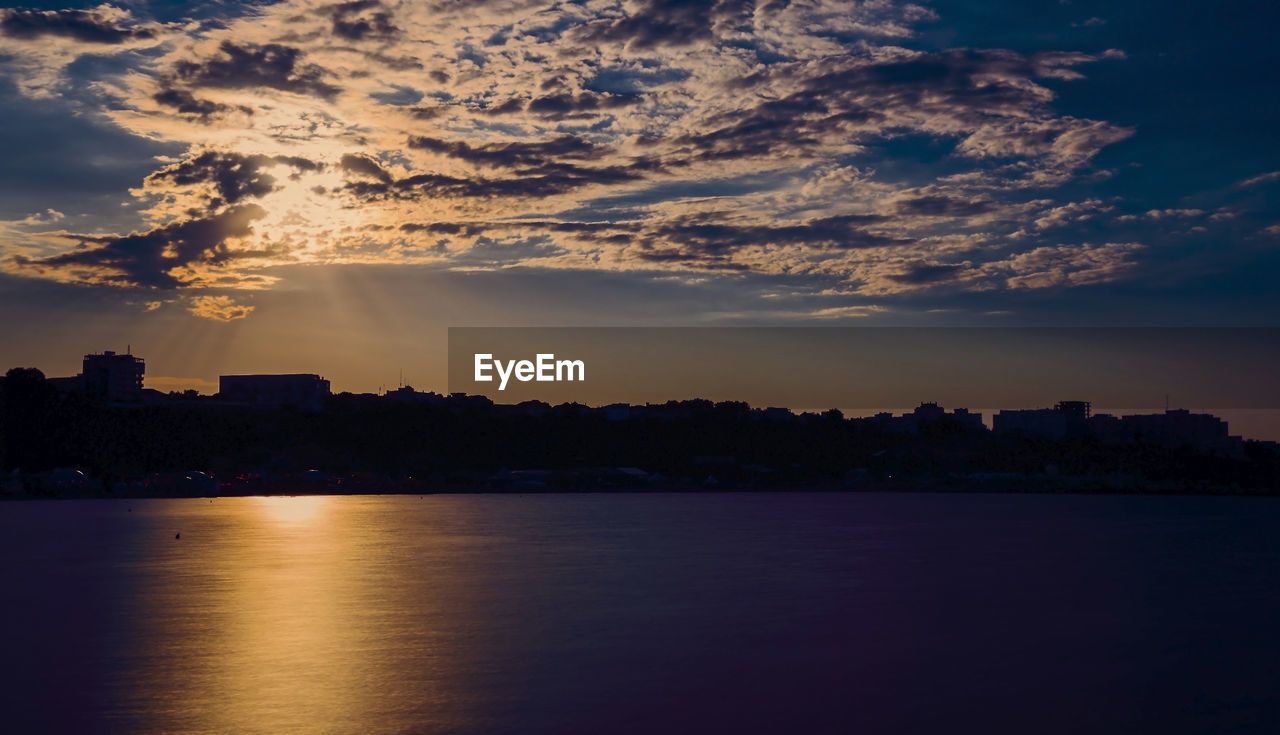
[865, 403, 984, 434]
[950, 407, 985, 431]
[384, 386, 443, 406]
[53, 350, 146, 403]
[913, 402, 946, 422]
[995, 401, 1094, 439]
[993, 408, 1067, 439]
[1055, 401, 1091, 436]
[1088, 412, 1123, 440]
[219, 374, 330, 410]
[1118, 409, 1242, 456]
[1055, 401, 1091, 421]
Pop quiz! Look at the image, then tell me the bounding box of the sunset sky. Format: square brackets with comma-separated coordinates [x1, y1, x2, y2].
[1, 0, 1277, 393]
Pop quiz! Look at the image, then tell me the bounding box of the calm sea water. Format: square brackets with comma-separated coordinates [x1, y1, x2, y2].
[1, 492, 1279, 734]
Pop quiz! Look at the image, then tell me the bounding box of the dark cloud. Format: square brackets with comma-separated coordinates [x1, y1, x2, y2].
[407, 134, 600, 167]
[642, 213, 904, 261]
[886, 261, 972, 285]
[172, 41, 341, 100]
[399, 222, 477, 236]
[574, 0, 749, 50]
[405, 134, 663, 193]
[385, 212, 906, 270]
[344, 166, 644, 201]
[894, 195, 997, 217]
[526, 90, 640, 120]
[478, 97, 526, 116]
[666, 87, 880, 162]
[346, 136, 653, 200]
[325, 0, 398, 41]
[631, 248, 751, 270]
[393, 212, 905, 267]
[397, 219, 638, 243]
[803, 50, 1054, 112]
[369, 84, 422, 106]
[343, 172, 516, 201]
[153, 88, 249, 121]
[340, 153, 392, 183]
[674, 48, 1115, 166]
[0, 7, 155, 44]
[147, 151, 322, 205]
[406, 105, 446, 120]
[446, 234, 569, 268]
[14, 204, 268, 289]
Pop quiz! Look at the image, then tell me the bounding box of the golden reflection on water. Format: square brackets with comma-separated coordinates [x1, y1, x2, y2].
[208, 495, 355, 733]
[254, 495, 330, 527]
[123, 496, 458, 734]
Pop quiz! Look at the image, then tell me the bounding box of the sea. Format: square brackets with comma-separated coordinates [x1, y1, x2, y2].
[2, 492, 1278, 734]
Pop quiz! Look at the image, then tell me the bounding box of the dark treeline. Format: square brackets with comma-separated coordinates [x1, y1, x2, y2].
[2, 368, 1278, 495]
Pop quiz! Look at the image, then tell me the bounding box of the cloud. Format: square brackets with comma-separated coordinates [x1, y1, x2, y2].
[153, 88, 251, 122]
[188, 294, 255, 321]
[339, 153, 393, 182]
[894, 196, 997, 217]
[0, 5, 154, 44]
[326, 0, 399, 41]
[13, 204, 269, 288]
[1033, 199, 1111, 229]
[343, 162, 648, 202]
[639, 213, 904, 262]
[0, 4, 169, 96]
[1001, 243, 1144, 289]
[1144, 208, 1204, 219]
[7, 209, 66, 227]
[170, 41, 342, 100]
[525, 90, 641, 120]
[659, 47, 1129, 179]
[146, 151, 322, 206]
[573, 0, 742, 50]
[1237, 171, 1280, 188]
[810, 304, 889, 319]
[407, 134, 603, 167]
[886, 260, 975, 285]
[0, 0, 1156, 318]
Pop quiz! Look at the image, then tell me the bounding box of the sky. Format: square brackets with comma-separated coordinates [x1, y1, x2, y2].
[0, 0, 1278, 395]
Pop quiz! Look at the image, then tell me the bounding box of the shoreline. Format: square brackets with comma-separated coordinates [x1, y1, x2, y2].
[5, 477, 1276, 501]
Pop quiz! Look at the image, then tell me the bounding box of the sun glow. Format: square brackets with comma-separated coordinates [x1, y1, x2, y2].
[255, 495, 330, 526]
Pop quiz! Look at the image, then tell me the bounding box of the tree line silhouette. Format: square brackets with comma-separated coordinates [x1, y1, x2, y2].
[2, 367, 1278, 495]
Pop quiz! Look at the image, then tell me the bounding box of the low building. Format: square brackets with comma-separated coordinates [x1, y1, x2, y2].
[1117, 409, 1242, 456]
[219, 374, 331, 410]
[862, 403, 985, 434]
[993, 408, 1068, 439]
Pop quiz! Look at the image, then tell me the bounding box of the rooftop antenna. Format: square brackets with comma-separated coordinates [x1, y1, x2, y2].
[1165, 394, 1170, 411]
[400, 368, 404, 389]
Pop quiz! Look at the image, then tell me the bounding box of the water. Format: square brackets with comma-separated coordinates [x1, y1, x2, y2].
[1, 492, 1279, 734]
